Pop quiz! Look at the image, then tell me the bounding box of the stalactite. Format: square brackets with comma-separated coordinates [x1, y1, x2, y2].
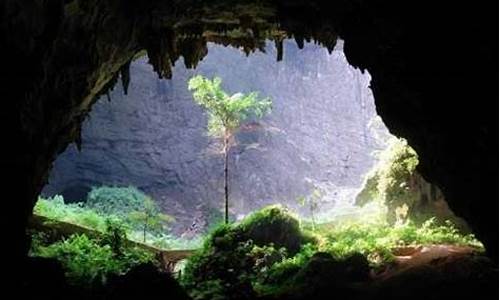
[294, 34, 304, 49]
[275, 38, 283, 61]
[178, 37, 208, 69]
[119, 60, 131, 95]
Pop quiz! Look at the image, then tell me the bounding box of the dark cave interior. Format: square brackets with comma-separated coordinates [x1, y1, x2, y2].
[0, 0, 498, 299]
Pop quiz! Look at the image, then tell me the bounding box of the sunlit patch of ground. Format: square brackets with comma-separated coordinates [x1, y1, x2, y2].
[373, 244, 477, 280]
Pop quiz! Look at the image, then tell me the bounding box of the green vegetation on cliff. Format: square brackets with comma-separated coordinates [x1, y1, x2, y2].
[355, 137, 419, 224]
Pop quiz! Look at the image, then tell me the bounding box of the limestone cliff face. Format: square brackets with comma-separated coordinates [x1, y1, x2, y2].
[43, 40, 389, 231]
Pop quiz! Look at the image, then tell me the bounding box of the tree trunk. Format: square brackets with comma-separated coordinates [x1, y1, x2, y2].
[310, 205, 316, 232]
[224, 133, 230, 224]
[143, 223, 147, 243]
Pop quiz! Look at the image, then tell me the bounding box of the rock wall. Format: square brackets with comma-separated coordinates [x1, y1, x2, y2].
[408, 172, 466, 228]
[43, 40, 390, 231]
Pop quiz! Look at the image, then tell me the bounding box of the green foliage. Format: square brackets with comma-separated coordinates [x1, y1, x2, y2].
[149, 234, 203, 250]
[188, 75, 272, 225]
[188, 279, 226, 300]
[356, 137, 420, 224]
[188, 75, 272, 137]
[297, 188, 322, 231]
[320, 218, 482, 267]
[181, 206, 316, 299]
[86, 186, 149, 217]
[181, 206, 482, 299]
[31, 234, 154, 286]
[35, 188, 181, 249]
[258, 243, 317, 288]
[101, 218, 129, 256]
[34, 195, 109, 231]
[251, 244, 288, 272]
[181, 232, 257, 300]
[238, 205, 314, 254]
[410, 218, 481, 246]
[127, 197, 174, 242]
[34, 234, 117, 285]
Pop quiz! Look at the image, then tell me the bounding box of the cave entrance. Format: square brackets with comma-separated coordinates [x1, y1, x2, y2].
[38, 38, 470, 239]
[40, 39, 397, 234]
[30, 39, 482, 286]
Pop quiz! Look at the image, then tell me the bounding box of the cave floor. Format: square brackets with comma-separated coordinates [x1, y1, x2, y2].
[373, 244, 477, 279]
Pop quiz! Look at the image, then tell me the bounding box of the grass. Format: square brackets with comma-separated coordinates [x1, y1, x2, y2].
[328, 218, 480, 247]
[33, 195, 202, 250]
[34, 195, 111, 231]
[316, 218, 482, 266]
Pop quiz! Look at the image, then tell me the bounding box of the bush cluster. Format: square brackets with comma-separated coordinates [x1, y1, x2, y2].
[34, 187, 187, 249]
[31, 232, 154, 286]
[181, 206, 483, 299]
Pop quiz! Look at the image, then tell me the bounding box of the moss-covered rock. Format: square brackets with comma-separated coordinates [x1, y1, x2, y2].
[238, 205, 313, 254]
[181, 206, 314, 300]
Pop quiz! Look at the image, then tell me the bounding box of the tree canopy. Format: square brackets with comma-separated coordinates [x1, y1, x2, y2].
[188, 75, 272, 137]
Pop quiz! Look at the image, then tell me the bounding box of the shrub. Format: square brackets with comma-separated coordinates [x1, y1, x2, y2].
[412, 218, 480, 246]
[189, 279, 226, 300]
[251, 244, 288, 273]
[182, 206, 316, 299]
[238, 205, 315, 254]
[36, 188, 177, 248]
[127, 197, 174, 242]
[75, 209, 107, 230]
[321, 219, 482, 267]
[32, 234, 154, 286]
[86, 186, 149, 217]
[182, 236, 257, 300]
[101, 218, 129, 256]
[33, 234, 119, 285]
[34, 195, 109, 231]
[34, 195, 68, 220]
[256, 245, 370, 296]
[258, 243, 317, 287]
[180, 205, 482, 299]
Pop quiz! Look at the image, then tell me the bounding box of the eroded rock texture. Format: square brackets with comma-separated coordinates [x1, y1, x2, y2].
[43, 41, 389, 232]
[0, 0, 497, 283]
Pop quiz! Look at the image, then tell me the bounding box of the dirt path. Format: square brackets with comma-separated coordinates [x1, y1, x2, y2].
[373, 244, 478, 280]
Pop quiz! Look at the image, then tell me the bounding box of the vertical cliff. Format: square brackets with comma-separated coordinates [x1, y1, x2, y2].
[42, 40, 389, 231]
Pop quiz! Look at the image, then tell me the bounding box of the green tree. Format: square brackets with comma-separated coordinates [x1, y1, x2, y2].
[86, 186, 149, 217]
[297, 188, 322, 231]
[128, 197, 174, 243]
[188, 75, 272, 224]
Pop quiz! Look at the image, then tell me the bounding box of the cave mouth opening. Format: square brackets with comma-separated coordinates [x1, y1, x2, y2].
[42, 39, 403, 230]
[30, 38, 484, 292]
